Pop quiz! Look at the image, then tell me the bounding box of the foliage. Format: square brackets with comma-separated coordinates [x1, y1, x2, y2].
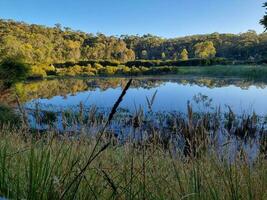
[260, 2, 267, 31]
[194, 41, 216, 59]
[57, 65, 97, 77]
[141, 50, 148, 59]
[0, 104, 20, 126]
[0, 58, 30, 88]
[161, 52, 166, 60]
[0, 20, 135, 64]
[99, 66, 118, 75]
[92, 63, 104, 70]
[180, 49, 189, 60]
[0, 124, 265, 199]
[125, 58, 229, 68]
[1, 19, 267, 67]
[122, 32, 267, 61]
[30, 66, 47, 79]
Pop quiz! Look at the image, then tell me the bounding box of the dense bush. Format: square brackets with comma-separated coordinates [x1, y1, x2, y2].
[125, 58, 230, 68]
[54, 60, 122, 68]
[57, 65, 100, 77]
[50, 58, 239, 77]
[0, 58, 30, 88]
[30, 66, 47, 79]
[24, 58, 265, 78]
[53, 58, 231, 71]
[125, 60, 158, 67]
[99, 66, 118, 75]
[29, 64, 56, 79]
[93, 63, 104, 70]
[0, 104, 20, 126]
[56, 64, 157, 76]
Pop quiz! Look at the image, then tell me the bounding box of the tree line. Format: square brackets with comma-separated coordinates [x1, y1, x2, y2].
[261, 2, 267, 31]
[0, 19, 267, 65]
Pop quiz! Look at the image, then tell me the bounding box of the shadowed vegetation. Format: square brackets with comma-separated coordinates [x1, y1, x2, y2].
[260, 2, 267, 31]
[0, 58, 30, 88]
[0, 104, 20, 126]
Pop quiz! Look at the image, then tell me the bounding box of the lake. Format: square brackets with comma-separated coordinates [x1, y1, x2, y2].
[16, 76, 266, 160]
[22, 76, 267, 116]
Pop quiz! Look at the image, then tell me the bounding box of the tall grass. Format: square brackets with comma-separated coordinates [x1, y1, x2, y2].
[0, 127, 266, 200]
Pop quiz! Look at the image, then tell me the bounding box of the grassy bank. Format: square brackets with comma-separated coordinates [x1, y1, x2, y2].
[176, 65, 267, 79]
[1, 58, 267, 81]
[0, 127, 266, 200]
[31, 64, 267, 81]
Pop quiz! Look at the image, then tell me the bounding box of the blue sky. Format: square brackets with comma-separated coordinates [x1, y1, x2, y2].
[0, 0, 265, 38]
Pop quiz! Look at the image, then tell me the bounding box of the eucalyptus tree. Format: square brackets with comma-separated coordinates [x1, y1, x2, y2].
[260, 2, 267, 31]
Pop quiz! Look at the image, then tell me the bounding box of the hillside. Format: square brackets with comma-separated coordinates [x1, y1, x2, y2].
[0, 19, 267, 64]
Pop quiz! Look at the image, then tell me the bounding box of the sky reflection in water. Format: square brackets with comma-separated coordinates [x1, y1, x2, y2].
[25, 78, 267, 115]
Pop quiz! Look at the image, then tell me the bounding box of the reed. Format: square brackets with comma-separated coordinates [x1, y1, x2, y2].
[0, 127, 266, 200]
[0, 78, 267, 199]
[60, 79, 132, 199]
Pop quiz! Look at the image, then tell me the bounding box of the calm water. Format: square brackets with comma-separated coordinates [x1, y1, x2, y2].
[20, 77, 266, 160]
[24, 76, 267, 115]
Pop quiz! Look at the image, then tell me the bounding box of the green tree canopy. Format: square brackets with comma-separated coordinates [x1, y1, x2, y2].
[180, 49, 189, 60]
[194, 41, 216, 59]
[260, 2, 267, 31]
[161, 52, 166, 60]
[141, 50, 148, 59]
[0, 19, 267, 63]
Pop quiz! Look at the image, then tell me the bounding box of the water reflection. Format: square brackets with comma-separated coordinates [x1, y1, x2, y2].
[20, 76, 267, 115]
[9, 76, 266, 160]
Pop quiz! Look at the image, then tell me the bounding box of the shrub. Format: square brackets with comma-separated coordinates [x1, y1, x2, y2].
[117, 65, 131, 74]
[125, 58, 230, 68]
[30, 65, 47, 79]
[126, 60, 157, 68]
[99, 66, 118, 75]
[56, 65, 98, 77]
[0, 58, 30, 88]
[139, 66, 149, 72]
[41, 64, 56, 75]
[65, 65, 82, 76]
[39, 64, 56, 72]
[0, 104, 20, 126]
[82, 65, 97, 76]
[130, 67, 142, 75]
[93, 63, 104, 70]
